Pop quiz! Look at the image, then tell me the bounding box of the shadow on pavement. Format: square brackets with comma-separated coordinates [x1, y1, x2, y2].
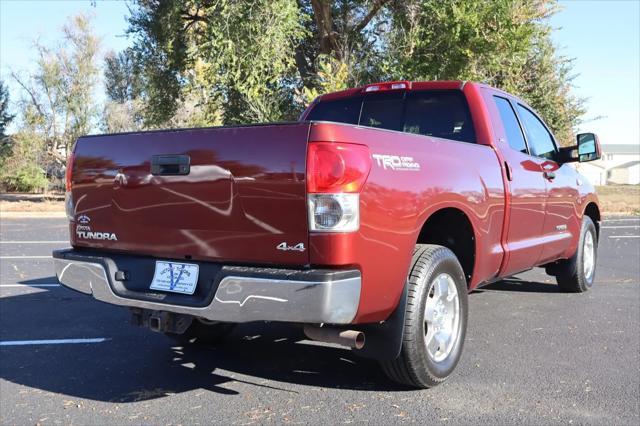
[2, 276, 565, 402]
[478, 277, 561, 293]
[0, 288, 407, 402]
[19, 276, 60, 285]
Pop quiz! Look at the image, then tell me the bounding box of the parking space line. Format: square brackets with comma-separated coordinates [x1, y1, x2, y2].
[0, 284, 60, 288]
[0, 338, 109, 346]
[602, 225, 640, 229]
[603, 218, 640, 222]
[609, 235, 640, 239]
[0, 241, 68, 244]
[0, 256, 52, 259]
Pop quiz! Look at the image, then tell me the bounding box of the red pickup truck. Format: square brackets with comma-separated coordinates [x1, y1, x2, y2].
[53, 81, 601, 388]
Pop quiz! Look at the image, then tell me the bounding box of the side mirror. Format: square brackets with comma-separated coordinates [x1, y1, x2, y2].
[557, 133, 601, 163]
[577, 133, 601, 162]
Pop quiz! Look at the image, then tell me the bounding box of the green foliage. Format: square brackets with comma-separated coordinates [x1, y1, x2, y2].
[384, 0, 583, 145]
[0, 131, 48, 193]
[5, 1, 587, 194]
[12, 13, 100, 161]
[124, 0, 583, 143]
[104, 48, 145, 103]
[0, 80, 14, 138]
[7, 13, 100, 192]
[102, 48, 146, 132]
[128, 0, 307, 125]
[302, 55, 351, 104]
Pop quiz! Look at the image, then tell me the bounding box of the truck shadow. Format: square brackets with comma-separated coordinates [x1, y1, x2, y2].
[475, 277, 562, 293]
[0, 287, 408, 403]
[1, 276, 561, 403]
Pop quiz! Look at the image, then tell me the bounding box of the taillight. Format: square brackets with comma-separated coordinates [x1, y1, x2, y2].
[307, 142, 371, 232]
[65, 153, 75, 192]
[65, 153, 75, 221]
[307, 143, 371, 193]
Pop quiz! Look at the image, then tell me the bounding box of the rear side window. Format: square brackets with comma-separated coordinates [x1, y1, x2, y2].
[306, 96, 361, 125]
[306, 90, 476, 143]
[359, 92, 404, 132]
[404, 91, 475, 142]
[493, 96, 527, 153]
[516, 104, 557, 159]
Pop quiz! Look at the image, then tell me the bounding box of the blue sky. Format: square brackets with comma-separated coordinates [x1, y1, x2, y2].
[1, 0, 639, 145]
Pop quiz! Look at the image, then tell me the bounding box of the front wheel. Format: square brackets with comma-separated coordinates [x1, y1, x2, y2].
[551, 216, 598, 292]
[381, 245, 468, 388]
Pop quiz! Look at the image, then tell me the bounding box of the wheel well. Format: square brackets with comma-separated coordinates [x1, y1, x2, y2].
[416, 208, 475, 285]
[584, 202, 601, 238]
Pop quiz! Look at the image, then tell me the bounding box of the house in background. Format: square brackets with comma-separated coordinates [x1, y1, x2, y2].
[575, 143, 640, 185]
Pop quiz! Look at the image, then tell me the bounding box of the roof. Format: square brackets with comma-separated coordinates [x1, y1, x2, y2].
[601, 144, 640, 155]
[610, 160, 640, 170]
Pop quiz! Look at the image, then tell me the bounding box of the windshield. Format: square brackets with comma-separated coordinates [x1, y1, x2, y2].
[307, 90, 476, 143]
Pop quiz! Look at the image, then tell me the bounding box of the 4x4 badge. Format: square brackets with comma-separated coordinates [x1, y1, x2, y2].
[276, 242, 305, 252]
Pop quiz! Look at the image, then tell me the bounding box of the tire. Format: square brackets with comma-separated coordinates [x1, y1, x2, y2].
[165, 319, 235, 345]
[381, 244, 469, 388]
[553, 216, 598, 293]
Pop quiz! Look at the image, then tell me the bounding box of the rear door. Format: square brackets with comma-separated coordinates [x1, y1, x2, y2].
[488, 93, 548, 276]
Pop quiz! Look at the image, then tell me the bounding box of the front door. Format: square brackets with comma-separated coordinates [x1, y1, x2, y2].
[514, 104, 579, 264]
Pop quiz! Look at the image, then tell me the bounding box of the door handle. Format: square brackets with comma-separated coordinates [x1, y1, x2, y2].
[504, 161, 513, 181]
[544, 171, 556, 180]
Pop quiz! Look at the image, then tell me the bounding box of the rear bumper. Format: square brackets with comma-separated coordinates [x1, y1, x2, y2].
[52, 249, 361, 324]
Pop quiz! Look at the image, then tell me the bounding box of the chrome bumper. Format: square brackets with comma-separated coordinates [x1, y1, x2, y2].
[53, 251, 361, 324]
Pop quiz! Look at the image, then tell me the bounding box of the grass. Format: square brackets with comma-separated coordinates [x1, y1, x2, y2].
[596, 185, 640, 216]
[0, 192, 65, 213]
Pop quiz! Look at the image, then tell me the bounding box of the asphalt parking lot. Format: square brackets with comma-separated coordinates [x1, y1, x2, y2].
[0, 217, 638, 425]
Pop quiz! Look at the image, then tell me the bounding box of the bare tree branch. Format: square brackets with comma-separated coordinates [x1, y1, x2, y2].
[352, 0, 391, 34]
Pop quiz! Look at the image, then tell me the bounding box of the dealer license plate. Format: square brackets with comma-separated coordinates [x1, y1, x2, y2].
[150, 261, 199, 295]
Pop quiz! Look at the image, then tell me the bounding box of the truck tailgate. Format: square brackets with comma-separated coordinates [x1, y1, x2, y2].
[70, 123, 311, 266]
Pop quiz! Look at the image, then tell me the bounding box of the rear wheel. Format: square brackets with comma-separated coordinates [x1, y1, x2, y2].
[381, 245, 468, 388]
[550, 216, 598, 292]
[165, 319, 235, 345]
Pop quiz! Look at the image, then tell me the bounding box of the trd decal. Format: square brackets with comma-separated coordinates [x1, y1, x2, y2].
[372, 154, 421, 171]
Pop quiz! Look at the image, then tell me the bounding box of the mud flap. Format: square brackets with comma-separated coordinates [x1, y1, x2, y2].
[351, 281, 407, 361]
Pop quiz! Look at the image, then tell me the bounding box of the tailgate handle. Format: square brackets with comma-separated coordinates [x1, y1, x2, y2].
[151, 155, 190, 175]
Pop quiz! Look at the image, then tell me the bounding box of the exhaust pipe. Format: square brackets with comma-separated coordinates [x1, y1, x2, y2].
[303, 325, 365, 349]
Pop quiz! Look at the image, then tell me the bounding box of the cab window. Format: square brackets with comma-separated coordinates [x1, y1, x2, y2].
[306, 90, 476, 143]
[493, 96, 527, 154]
[516, 104, 557, 159]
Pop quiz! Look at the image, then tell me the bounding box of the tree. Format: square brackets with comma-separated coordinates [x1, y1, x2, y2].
[102, 48, 146, 132]
[384, 0, 584, 145]
[125, 0, 393, 125]
[125, 0, 583, 143]
[104, 48, 144, 103]
[11, 13, 100, 163]
[127, 0, 307, 125]
[2, 13, 100, 192]
[0, 129, 48, 192]
[0, 80, 14, 138]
